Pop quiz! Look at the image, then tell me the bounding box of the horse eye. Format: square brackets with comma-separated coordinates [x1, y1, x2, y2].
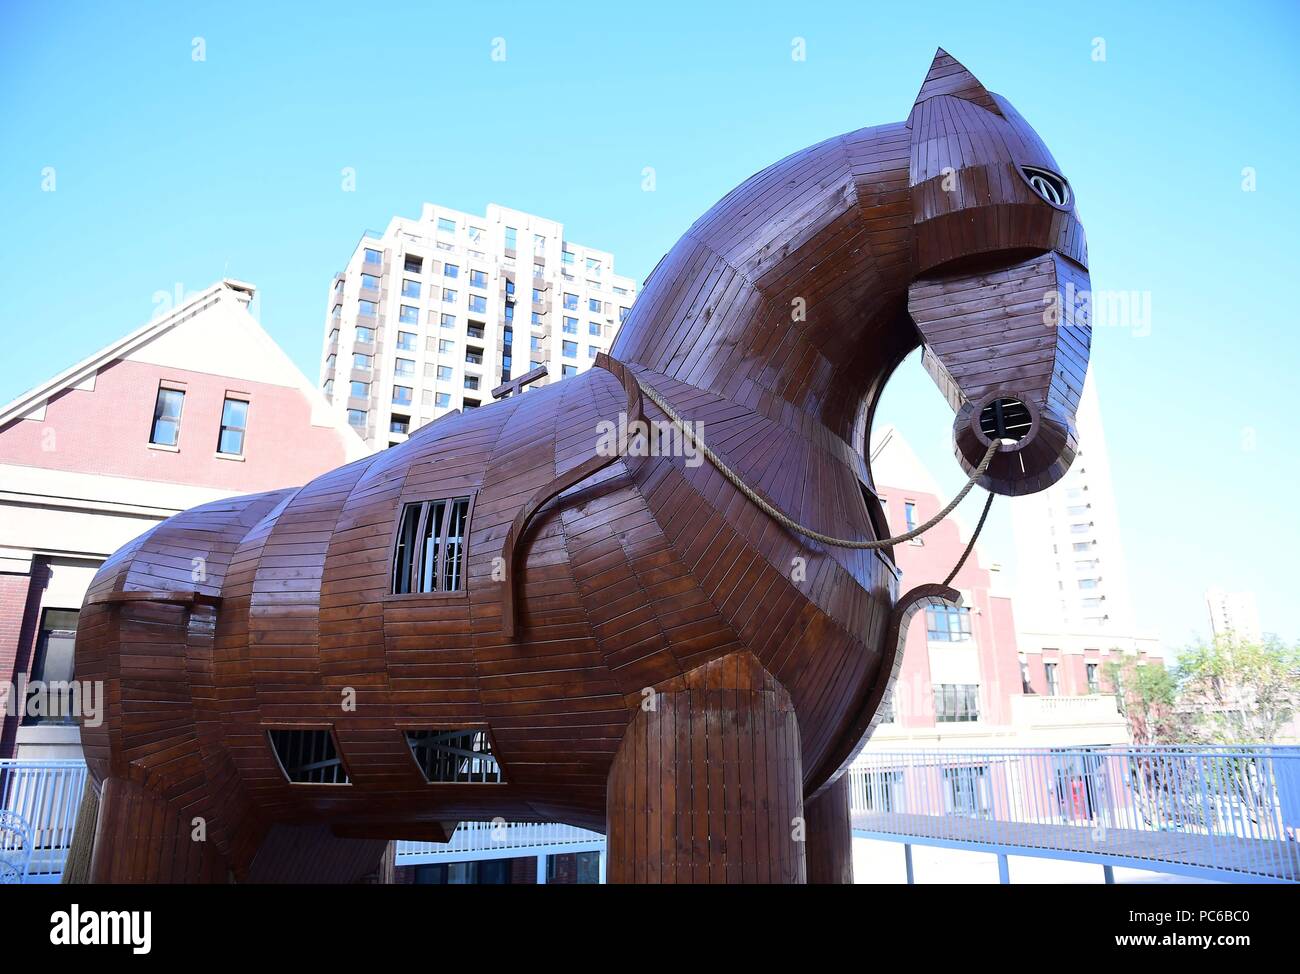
[1022, 165, 1070, 207]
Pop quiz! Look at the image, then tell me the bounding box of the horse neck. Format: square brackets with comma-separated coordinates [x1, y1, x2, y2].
[612, 122, 917, 446]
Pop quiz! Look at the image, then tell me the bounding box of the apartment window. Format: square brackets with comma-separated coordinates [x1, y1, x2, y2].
[22, 608, 78, 726]
[358, 300, 378, 317]
[589, 321, 601, 336]
[360, 273, 380, 290]
[407, 729, 502, 783]
[588, 346, 599, 360]
[353, 353, 372, 370]
[530, 310, 544, 326]
[392, 496, 470, 594]
[329, 327, 339, 344]
[468, 226, 484, 245]
[149, 386, 185, 446]
[394, 306, 416, 327]
[1044, 662, 1059, 696]
[934, 684, 980, 723]
[435, 393, 451, 408]
[532, 288, 544, 304]
[586, 256, 601, 274]
[530, 360, 546, 372]
[926, 604, 972, 642]
[563, 316, 578, 335]
[269, 729, 349, 784]
[1070, 522, 1092, 534]
[464, 375, 480, 391]
[390, 416, 410, 435]
[323, 379, 334, 398]
[1078, 578, 1099, 589]
[469, 270, 488, 290]
[533, 263, 545, 278]
[363, 248, 382, 265]
[404, 255, 423, 274]
[504, 278, 516, 298]
[562, 364, 577, 377]
[562, 340, 577, 358]
[862, 770, 904, 813]
[437, 365, 453, 381]
[437, 217, 456, 234]
[1073, 541, 1095, 552]
[350, 380, 369, 399]
[443, 288, 458, 303]
[440, 313, 456, 329]
[561, 247, 575, 265]
[903, 501, 917, 532]
[562, 292, 578, 310]
[443, 263, 459, 279]
[1067, 504, 1091, 516]
[588, 297, 601, 313]
[1086, 662, 1100, 694]
[395, 331, 415, 351]
[439, 339, 454, 354]
[463, 398, 480, 409]
[465, 347, 483, 365]
[503, 304, 515, 323]
[355, 325, 375, 344]
[1080, 597, 1103, 610]
[347, 408, 367, 428]
[467, 322, 485, 339]
[530, 336, 544, 353]
[217, 397, 249, 455]
[393, 385, 413, 406]
[468, 295, 487, 314]
[401, 279, 420, 298]
[394, 357, 415, 378]
[619, 306, 630, 322]
[944, 765, 991, 816]
[504, 226, 517, 250]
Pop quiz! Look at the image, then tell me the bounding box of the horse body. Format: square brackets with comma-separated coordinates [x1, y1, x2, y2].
[74, 50, 1091, 883]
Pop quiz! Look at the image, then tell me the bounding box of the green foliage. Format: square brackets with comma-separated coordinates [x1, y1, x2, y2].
[1102, 655, 1181, 745]
[1175, 635, 1300, 745]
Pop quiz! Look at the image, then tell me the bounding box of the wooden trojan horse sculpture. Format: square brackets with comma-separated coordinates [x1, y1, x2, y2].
[71, 50, 1090, 883]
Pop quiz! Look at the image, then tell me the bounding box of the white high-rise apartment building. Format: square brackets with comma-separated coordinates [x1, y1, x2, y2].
[1205, 587, 1262, 644]
[320, 202, 637, 449]
[1011, 375, 1161, 662]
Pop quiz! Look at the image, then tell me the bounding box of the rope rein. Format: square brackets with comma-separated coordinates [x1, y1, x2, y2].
[630, 373, 1002, 552]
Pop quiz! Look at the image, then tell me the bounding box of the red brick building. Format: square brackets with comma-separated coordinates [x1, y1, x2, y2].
[0, 280, 367, 758]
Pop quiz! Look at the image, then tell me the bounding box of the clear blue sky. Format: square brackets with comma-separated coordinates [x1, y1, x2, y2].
[2, 1, 1297, 648]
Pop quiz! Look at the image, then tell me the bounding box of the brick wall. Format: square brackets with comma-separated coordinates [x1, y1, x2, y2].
[0, 565, 44, 757]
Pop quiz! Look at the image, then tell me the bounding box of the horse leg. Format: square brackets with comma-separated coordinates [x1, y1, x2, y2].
[605, 650, 806, 884]
[804, 774, 854, 883]
[83, 776, 231, 883]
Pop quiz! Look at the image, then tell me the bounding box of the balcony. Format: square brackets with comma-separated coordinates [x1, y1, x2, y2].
[1010, 693, 1126, 741]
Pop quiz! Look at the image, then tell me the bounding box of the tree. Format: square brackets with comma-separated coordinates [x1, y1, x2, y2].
[1102, 654, 1181, 745]
[1175, 636, 1300, 745]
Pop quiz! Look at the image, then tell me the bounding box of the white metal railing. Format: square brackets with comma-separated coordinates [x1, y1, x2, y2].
[0, 759, 87, 882]
[396, 820, 603, 864]
[849, 746, 1300, 882]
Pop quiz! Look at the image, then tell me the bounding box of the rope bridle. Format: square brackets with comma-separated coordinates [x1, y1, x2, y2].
[630, 372, 1001, 578]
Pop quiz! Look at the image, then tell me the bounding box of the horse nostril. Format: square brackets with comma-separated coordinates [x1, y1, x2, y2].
[979, 397, 1033, 443]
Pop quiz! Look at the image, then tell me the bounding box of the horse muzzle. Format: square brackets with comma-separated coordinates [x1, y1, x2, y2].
[908, 250, 1091, 496]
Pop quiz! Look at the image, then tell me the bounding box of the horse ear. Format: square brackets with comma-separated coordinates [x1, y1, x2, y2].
[914, 48, 1004, 117]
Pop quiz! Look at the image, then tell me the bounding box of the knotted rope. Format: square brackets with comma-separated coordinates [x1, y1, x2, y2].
[632, 374, 1001, 552]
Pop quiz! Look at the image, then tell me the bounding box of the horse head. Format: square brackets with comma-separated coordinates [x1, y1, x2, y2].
[905, 49, 1091, 495]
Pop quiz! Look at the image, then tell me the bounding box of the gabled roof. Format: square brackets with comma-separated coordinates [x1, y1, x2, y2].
[0, 279, 366, 459]
[0, 280, 248, 428]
